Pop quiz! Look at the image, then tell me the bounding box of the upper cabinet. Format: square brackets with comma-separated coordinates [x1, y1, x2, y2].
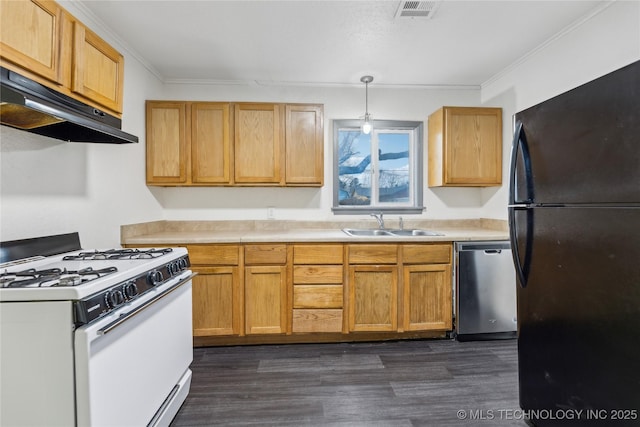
[146, 101, 188, 184]
[146, 101, 324, 187]
[71, 21, 124, 113]
[427, 106, 502, 187]
[192, 102, 232, 184]
[0, 0, 64, 84]
[285, 104, 324, 186]
[0, 0, 125, 115]
[234, 103, 283, 184]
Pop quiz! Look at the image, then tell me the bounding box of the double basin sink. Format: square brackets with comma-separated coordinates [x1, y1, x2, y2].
[342, 228, 444, 237]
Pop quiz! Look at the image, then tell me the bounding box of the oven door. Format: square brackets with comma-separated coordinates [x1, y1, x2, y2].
[74, 272, 194, 427]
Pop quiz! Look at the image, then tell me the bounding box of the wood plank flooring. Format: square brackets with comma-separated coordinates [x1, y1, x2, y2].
[171, 338, 526, 426]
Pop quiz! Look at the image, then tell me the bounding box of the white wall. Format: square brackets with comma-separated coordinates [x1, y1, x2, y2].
[480, 0, 640, 219]
[2, 1, 639, 246]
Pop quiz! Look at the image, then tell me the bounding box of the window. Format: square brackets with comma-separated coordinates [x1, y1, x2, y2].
[333, 120, 424, 214]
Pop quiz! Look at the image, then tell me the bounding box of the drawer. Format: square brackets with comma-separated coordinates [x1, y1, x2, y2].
[348, 244, 398, 264]
[293, 285, 343, 308]
[293, 244, 343, 264]
[293, 265, 343, 284]
[185, 245, 239, 265]
[403, 244, 451, 264]
[292, 309, 343, 333]
[244, 244, 287, 265]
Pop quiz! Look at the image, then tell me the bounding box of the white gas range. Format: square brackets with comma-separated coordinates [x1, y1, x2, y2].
[0, 233, 195, 427]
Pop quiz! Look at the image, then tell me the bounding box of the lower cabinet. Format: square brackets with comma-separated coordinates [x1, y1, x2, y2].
[403, 264, 452, 331]
[192, 266, 241, 336]
[244, 244, 288, 335]
[349, 265, 398, 332]
[131, 241, 453, 345]
[186, 245, 242, 337]
[402, 244, 453, 331]
[244, 265, 287, 334]
[292, 244, 344, 333]
[347, 244, 399, 332]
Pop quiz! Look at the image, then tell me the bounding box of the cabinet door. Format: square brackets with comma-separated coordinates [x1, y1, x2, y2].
[403, 264, 452, 331]
[348, 265, 397, 332]
[192, 267, 241, 336]
[191, 102, 232, 184]
[71, 21, 124, 113]
[285, 104, 323, 186]
[0, 0, 63, 84]
[234, 103, 283, 184]
[444, 107, 502, 186]
[146, 101, 187, 184]
[428, 107, 502, 187]
[245, 266, 287, 334]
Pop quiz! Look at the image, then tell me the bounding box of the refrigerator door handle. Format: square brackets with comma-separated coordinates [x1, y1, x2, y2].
[509, 121, 533, 288]
[508, 206, 529, 288]
[509, 120, 534, 205]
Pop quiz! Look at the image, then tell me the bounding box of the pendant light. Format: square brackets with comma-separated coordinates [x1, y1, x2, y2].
[360, 75, 373, 134]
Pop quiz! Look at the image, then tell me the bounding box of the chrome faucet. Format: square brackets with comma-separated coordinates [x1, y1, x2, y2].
[370, 212, 385, 229]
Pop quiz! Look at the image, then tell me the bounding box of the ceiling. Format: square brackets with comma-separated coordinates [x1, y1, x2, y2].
[75, 0, 607, 87]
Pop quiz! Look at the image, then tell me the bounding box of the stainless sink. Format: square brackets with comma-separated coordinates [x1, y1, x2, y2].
[386, 229, 444, 237]
[342, 228, 395, 237]
[342, 228, 444, 237]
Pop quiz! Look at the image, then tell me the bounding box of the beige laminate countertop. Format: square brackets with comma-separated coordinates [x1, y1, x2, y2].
[121, 219, 509, 245]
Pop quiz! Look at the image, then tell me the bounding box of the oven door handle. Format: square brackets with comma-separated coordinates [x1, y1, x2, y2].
[98, 272, 196, 336]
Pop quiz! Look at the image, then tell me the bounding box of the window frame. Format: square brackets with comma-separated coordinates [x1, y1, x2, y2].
[332, 119, 425, 215]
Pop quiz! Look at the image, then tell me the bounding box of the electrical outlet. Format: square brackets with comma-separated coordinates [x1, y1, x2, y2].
[267, 207, 275, 219]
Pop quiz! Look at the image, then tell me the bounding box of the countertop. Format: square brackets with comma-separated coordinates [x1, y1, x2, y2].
[121, 219, 509, 245]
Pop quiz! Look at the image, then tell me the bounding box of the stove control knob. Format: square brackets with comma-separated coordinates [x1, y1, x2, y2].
[167, 262, 179, 276]
[105, 289, 125, 309]
[147, 270, 164, 286]
[178, 258, 188, 270]
[122, 281, 138, 300]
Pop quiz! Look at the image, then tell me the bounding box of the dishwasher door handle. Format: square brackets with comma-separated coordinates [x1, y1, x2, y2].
[484, 249, 502, 255]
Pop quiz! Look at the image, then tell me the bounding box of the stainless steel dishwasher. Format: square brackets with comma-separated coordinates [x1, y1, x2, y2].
[454, 241, 517, 341]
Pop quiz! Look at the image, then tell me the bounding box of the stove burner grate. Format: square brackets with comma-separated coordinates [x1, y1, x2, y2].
[0, 266, 118, 288]
[62, 248, 173, 261]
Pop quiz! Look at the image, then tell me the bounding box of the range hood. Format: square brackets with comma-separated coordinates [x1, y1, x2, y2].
[0, 67, 138, 144]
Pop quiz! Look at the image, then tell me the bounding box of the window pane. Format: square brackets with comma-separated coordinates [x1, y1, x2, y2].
[378, 133, 410, 204]
[338, 130, 371, 206]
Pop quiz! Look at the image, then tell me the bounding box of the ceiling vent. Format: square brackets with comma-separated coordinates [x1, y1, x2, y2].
[395, 1, 442, 19]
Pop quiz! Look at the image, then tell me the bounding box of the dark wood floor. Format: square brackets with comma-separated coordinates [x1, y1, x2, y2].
[171, 338, 526, 426]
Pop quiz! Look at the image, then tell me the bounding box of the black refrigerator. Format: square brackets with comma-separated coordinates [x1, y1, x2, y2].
[509, 60, 640, 426]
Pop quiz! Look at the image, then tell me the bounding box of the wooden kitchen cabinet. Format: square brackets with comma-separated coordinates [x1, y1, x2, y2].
[191, 102, 232, 184]
[129, 240, 452, 346]
[402, 244, 452, 331]
[0, 0, 125, 114]
[347, 244, 399, 332]
[146, 101, 323, 187]
[428, 106, 502, 187]
[71, 20, 124, 114]
[244, 244, 288, 335]
[187, 244, 242, 337]
[285, 104, 324, 186]
[145, 101, 232, 185]
[146, 101, 188, 184]
[292, 244, 344, 333]
[192, 266, 241, 336]
[0, 0, 65, 85]
[348, 265, 398, 332]
[234, 103, 283, 184]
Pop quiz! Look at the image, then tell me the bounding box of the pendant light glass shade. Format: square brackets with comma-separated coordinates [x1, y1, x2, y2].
[360, 75, 373, 134]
